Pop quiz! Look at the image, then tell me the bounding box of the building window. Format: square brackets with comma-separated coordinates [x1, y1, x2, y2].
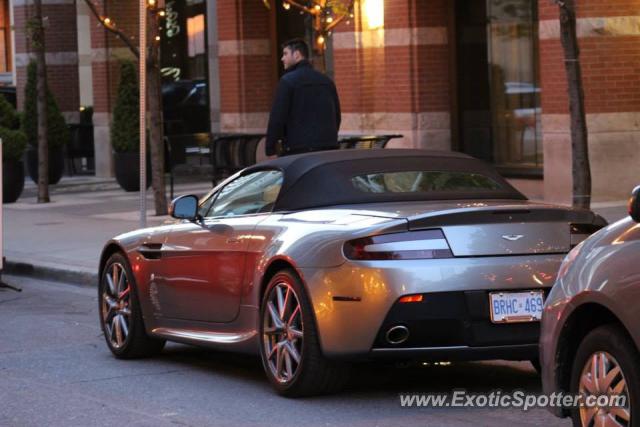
[161, 0, 210, 135]
[456, 0, 541, 176]
[487, 0, 542, 173]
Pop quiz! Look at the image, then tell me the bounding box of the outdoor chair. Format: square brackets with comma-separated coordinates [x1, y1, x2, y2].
[210, 133, 265, 182]
[338, 134, 403, 150]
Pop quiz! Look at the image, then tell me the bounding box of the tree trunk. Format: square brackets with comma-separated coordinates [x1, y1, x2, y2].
[33, 0, 49, 203]
[558, 0, 591, 209]
[147, 10, 167, 215]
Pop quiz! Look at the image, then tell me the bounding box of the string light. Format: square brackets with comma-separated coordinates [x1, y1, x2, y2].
[97, 1, 166, 37]
[275, 1, 355, 52]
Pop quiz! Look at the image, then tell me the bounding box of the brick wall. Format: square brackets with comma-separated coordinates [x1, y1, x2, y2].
[538, 0, 640, 203]
[87, 0, 138, 177]
[333, 0, 452, 149]
[13, 1, 80, 118]
[217, 0, 274, 132]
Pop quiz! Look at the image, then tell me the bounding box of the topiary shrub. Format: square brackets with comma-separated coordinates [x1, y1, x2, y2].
[0, 92, 19, 129]
[0, 89, 26, 162]
[23, 61, 70, 149]
[0, 127, 27, 162]
[111, 61, 139, 153]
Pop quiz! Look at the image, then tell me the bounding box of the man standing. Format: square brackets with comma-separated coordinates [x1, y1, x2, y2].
[266, 39, 341, 156]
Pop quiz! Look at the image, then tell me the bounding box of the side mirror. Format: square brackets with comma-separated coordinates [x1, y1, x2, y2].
[629, 186, 640, 222]
[170, 195, 199, 220]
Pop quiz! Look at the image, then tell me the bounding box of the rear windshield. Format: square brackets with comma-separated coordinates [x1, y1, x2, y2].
[351, 171, 502, 193]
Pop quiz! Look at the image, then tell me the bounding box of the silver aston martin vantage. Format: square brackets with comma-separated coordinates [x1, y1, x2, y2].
[98, 149, 606, 396]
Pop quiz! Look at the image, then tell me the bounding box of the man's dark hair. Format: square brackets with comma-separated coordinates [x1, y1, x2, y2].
[282, 38, 309, 59]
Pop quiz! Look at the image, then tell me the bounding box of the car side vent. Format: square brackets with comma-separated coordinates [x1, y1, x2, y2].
[138, 243, 163, 260]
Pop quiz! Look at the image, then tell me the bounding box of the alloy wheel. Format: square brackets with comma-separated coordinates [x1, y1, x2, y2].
[579, 351, 631, 427]
[262, 281, 304, 384]
[101, 262, 132, 349]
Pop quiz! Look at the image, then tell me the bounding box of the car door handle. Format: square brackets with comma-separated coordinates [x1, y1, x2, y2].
[226, 238, 241, 244]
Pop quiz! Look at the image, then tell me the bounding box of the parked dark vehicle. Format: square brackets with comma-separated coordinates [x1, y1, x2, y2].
[541, 186, 640, 426]
[163, 80, 209, 135]
[98, 149, 606, 397]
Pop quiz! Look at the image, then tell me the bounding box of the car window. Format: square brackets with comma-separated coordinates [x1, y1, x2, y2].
[351, 171, 501, 193]
[207, 170, 283, 218]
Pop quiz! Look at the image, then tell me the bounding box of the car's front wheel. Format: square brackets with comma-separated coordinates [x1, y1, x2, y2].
[99, 253, 165, 359]
[259, 269, 349, 397]
[570, 324, 639, 427]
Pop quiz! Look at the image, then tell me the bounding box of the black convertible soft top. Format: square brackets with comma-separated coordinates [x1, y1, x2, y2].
[242, 149, 526, 211]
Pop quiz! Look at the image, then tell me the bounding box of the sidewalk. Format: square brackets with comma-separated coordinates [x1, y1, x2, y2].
[2, 175, 631, 286]
[3, 175, 214, 285]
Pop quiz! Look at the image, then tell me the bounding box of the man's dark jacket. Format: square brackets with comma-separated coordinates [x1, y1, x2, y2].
[266, 60, 341, 156]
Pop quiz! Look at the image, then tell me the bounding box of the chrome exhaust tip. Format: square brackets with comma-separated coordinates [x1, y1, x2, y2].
[386, 325, 410, 345]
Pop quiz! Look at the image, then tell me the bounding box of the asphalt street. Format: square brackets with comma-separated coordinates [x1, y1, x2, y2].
[0, 275, 571, 427]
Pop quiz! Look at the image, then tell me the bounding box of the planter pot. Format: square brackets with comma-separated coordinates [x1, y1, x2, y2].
[114, 151, 151, 192]
[3, 159, 25, 203]
[26, 146, 65, 185]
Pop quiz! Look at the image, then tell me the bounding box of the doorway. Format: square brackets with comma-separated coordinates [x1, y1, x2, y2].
[455, 0, 542, 175]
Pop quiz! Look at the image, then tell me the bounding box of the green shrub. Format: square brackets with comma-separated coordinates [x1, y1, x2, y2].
[0, 92, 19, 129]
[111, 61, 139, 153]
[0, 127, 27, 162]
[23, 61, 70, 149]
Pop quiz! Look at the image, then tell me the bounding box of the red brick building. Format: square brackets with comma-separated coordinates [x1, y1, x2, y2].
[10, 0, 640, 204]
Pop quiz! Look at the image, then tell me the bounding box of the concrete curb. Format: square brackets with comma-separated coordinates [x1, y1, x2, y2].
[4, 260, 98, 287]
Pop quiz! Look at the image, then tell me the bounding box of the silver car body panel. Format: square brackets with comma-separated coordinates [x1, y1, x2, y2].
[100, 199, 601, 358]
[299, 253, 561, 356]
[540, 217, 640, 416]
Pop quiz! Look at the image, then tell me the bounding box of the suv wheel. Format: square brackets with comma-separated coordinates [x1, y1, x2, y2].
[570, 324, 638, 427]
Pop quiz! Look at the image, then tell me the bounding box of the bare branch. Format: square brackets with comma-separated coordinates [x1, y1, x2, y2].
[82, 0, 139, 58]
[285, 1, 315, 15]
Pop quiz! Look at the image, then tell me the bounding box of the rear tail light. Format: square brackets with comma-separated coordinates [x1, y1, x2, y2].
[343, 230, 453, 260]
[570, 223, 602, 248]
[399, 294, 424, 303]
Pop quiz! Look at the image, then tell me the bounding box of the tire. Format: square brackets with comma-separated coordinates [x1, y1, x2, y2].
[258, 269, 350, 397]
[569, 324, 639, 427]
[99, 253, 165, 359]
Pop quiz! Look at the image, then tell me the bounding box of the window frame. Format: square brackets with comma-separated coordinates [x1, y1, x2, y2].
[200, 169, 284, 219]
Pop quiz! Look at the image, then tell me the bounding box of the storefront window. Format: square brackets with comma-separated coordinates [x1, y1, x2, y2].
[456, 0, 541, 175]
[161, 0, 210, 135]
[487, 0, 542, 171]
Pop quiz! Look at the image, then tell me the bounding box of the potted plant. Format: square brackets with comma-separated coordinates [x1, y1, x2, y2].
[23, 61, 70, 184]
[1, 129, 27, 203]
[112, 61, 149, 192]
[0, 92, 27, 203]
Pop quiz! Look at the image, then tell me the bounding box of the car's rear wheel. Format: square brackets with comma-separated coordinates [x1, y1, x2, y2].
[99, 253, 165, 358]
[259, 269, 349, 397]
[570, 324, 638, 427]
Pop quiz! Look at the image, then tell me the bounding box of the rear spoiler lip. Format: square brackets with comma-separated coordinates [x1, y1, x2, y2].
[406, 206, 608, 230]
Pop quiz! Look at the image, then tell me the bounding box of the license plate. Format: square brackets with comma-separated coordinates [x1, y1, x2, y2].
[489, 291, 544, 323]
